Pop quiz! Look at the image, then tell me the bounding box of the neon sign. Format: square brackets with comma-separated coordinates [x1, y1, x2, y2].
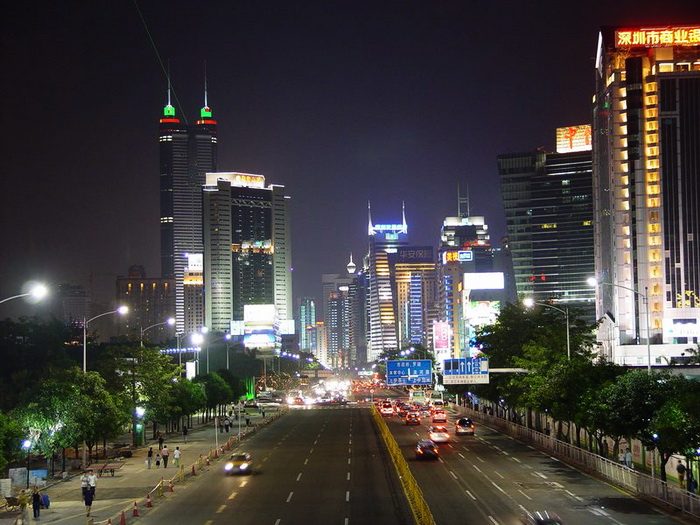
[442, 250, 473, 264]
[615, 27, 700, 48]
[373, 224, 405, 231]
[556, 125, 592, 153]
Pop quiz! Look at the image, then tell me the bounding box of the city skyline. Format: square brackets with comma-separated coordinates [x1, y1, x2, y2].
[1, 0, 695, 316]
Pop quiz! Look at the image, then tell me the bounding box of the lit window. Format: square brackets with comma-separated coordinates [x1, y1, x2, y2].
[646, 121, 658, 131]
[647, 159, 660, 169]
[647, 184, 660, 195]
[622, 226, 631, 235]
[645, 95, 658, 106]
[647, 171, 659, 182]
[582, 220, 592, 226]
[646, 133, 658, 144]
[646, 146, 659, 157]
[658, 63, 674, 73]
[619, 125, 628, 135]
[648, 223, 661, 233]
[647, 198, 660, 207]
[645, 108, 658, 119]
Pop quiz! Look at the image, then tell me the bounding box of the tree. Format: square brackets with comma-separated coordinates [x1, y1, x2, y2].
[194, 372, 233, 419]
[0, 412, 23, 472]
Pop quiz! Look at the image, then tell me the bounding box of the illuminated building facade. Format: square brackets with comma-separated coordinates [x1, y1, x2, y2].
[322, 273, 352, 365]
[183, 254, 204, 335]
[593, 26, 700, 364]
[297, 297, 316, 351]
[116, 265, 174, 343]
[348, 266, 368, 365]
[55, 283, 91, 327]
[203, 172, 293, 332]
[159, 85, 217, 332]
[365, 204, 409, 361]
[498, 128, 595, 321]
[394, 247, 438, 348]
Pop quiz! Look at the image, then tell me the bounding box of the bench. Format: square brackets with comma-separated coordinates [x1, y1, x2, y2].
[96, 463, 124, 477]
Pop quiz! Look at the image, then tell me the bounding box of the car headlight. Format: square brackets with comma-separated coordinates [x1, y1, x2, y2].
[239, 463, 249, 470]
[224, 463, 233, 471]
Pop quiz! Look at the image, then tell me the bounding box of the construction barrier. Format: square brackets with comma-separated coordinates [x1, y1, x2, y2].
[371, 405, 436, 525]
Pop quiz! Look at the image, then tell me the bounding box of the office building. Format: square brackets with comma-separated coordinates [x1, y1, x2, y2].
[159, 83, 217, 332]
[321, 273, 352, 364]
[297, 297, 316, 352]
[348, 260, 369, 366]
[593, 26, 700, 364]
[55, 283, 91, 327]
[203, 172, 293, 333]
[498, 126, 595, 321]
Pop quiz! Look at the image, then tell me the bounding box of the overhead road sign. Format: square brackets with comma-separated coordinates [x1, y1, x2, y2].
[386, 360, 432, 386]
[442, 358, 489, 384]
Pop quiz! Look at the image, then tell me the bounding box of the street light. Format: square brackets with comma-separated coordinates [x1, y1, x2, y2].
[523, 297, 570, 360]
[191, 332, 205, 375]
[588, 277, 652, 373]
[83, 306, 129, 373]
[0, 283, 49, 305]
[22, 439, 31, 489]
[140, 317, 175, 346]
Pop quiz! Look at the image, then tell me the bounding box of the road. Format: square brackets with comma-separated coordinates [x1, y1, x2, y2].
[138, 404, 412, 525]
[383, 403, 684, 524]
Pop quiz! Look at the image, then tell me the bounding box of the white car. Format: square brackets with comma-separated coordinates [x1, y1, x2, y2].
[428, 425, 450, 443]
[380, 403, 394, 416]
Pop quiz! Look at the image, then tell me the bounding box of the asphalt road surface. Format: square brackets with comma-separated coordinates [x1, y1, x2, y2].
[384, 404, 685, 525]
[138, 405, 412, 525]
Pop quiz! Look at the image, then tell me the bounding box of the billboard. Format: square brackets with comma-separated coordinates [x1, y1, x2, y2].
[397, 246, 434, 263]
[463, 272, 504, 290]
[442, 250, 474, 264]
[556, 125, 592, 153]
[615, 27, 700, 48]
[433, 321, 450, 351]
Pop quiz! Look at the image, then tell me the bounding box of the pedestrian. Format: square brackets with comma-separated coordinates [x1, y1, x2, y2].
[80, 471, 90, 500]
[157, 431, 164, 450]
[625, 449, 633, 469]
[245, 417, 250, 426]
[261, 408, 265, 419]
[618, 449, 625, 465]
[18, 489, 29, 518]
[677, 460, 687, 488]
[87, 469, 97, 498]
[173, 446, 181, 468]
[147, 446, 153, 469]
[224, 417, 230, 433]
[31, 486, 41, 519]
[183, 425, 188, 443]
[84, 486, 94, 517]
[161, 445, 169, 468]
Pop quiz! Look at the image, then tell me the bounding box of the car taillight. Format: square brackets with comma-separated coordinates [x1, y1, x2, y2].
[417, 448, 424, 454]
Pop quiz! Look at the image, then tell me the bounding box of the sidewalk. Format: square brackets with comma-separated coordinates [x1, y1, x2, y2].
[2, 408, 281, 524]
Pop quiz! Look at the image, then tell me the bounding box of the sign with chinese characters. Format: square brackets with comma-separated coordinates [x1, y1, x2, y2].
[397, 246, 433, 263]
[442, 358, 489, 384]
[615, 27, 700, 48]
[386, 360, 432, 386]
[556, 125, 592, 153]
[433, 321, 450, 351]
[442, 250, 474, 264]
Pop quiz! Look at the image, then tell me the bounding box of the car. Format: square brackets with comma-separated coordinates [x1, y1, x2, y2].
[455, 417, 475, 436]
[405, 412, 421, 425]
[224, 453, 253, 475]
[432, 410, 447, 423]
[521, 511, 565, 524]
[380, 402, 394, 416]
[292, 397, 305, 405]
[396, 404, 409, 417]
[428, 425, 450, 443]
[415, 439, 440, 460]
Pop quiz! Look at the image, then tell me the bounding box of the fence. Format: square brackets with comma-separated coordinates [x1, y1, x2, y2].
[453, 404, 700, 519]
[370, 405, 436, 525]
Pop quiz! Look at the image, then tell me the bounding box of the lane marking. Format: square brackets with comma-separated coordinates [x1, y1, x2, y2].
[297, 473, 302, 481]
[466, 490, 477, 500]
[216, 504, 226, 514]
[494, 471, 504, 479]
[314, 440, 318, 445]
[275, 520, 281, 525]
[304, 458, 309, 465]
[347, 472, 351, 480]
[488, 516, 498, 524]
[263, 457, 269, 462]
[476, 456, 486, 463]
[347, 458, 351, 465]
[228, 491, 237, 500]
[450, 471, 458, 479]
[346, 491, 350, 502]
[511, 457, 521, 463]
[240, 481, 247, 487]
[472, 464, 482, 473]
[462, 446, 470, 451]
[286, 492, 294, 503]
[518, 489, 532, 501]
[491, 481, 506, 494]
[348, 448, 352, 454]
[535, 471, 548, 479]
[344, 519, 349, 525]
[310, 448, 314, 454]
[458, 453, 465, 459]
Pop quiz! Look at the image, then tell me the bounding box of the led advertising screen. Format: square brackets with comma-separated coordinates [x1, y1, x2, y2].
[463, 272, 504, 290]
[556, 125, 592, 153]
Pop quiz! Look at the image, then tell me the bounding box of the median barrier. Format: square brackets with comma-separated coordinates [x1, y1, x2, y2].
[370, 405, 436, 525]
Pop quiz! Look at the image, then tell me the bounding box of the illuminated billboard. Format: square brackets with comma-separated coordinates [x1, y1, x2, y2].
[205, 172, 266, 188]
[244, 304, 276, 324]
[463, 272, 504, 290]
[442, 250, 474, 264]
[433, 321, 450, 351]
[556, 125, 592, 153]
[615, 27, 700, 48]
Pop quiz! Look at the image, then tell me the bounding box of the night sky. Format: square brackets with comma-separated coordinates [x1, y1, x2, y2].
[0, 0, 695, 318]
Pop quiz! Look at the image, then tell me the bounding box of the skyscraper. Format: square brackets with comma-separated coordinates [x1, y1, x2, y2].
[592, 26, 700, 364]
[365, 203, 409, 361]
[297, 297, 316, 352]
[394, 246, 437, 349]
[203, 172, 293, 332]
[159, 82, 217, 332]
[498, 126, 595, 321]
[321, 273, 352, 365]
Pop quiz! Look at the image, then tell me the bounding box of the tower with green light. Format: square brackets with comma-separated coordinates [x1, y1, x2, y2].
[159, 81, 218, 333]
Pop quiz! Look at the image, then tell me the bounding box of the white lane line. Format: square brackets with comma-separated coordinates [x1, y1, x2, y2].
[347, 472, 351, 480]
[527, 445, 535, 450]
[450, 471, 458, 479]
[458, 453, 465, 459]
[511, 457, 521, 463]
[476, 456, 486, 463]
[286, 492, 293, 503]
[488, 516, 498, 524]
[518, 489, 532, 501]
[344, 519, 349, 525]
[310, 448, 314, 454]
[304, 458, 309, 465]
[228, 491, 237, 500]
[346, 491, 350, 502]
[494, 471, 504, 479]
[240, 481, 247, 487]
[448, 444, 454, 449]
[535, 471, 548, 479]
[462, 446, 470, 451]
[348, 448, 351, 454]
[466, 490, 477, 501]
[275, 520, 281, 525]
[349, 439, 352, 445]
[314, 440, 318, 445]
[439, 458, 445, 463]
[348, 458, 351, 465]
[472, 464, 482, 473]
[491, 481, 506, 494]
[296, 473, 302, 481]
[216, 504, 226, 514]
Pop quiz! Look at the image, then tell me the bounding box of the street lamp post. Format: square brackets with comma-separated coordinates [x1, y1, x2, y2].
[588, 277, 652, 373]
[0, 284, 48, 305]
[140, 317, 175, 347]
[523, 297, 570, 360]
[22, 439, 31, 489]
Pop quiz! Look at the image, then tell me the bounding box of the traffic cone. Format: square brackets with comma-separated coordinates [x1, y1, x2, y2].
[146, 493, 153, 508]
[191, 464, 196, 476]
[168, 480, 174, 492]
[107, 520, 112, 525]
[120, 511, 126, 525]
[206, 456, 211, 466]
[132, 501, 139, 517]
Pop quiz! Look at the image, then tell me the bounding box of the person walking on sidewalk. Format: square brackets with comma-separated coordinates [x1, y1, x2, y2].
[31, 486, 42, 519]
[147, 446, 153, 469]
[84, 487, 94, 517]
[80, 471, 89, 500]
[161, 445, 169, 468]
[173, 446, 181, 468]
[157, 431, 164, 450]
[87, 469, 97, 498]
[155, 453, 161, 468]
[677, 460, 687, 488]
[183, 425, 188, 443]
[18, 489, 29, 519]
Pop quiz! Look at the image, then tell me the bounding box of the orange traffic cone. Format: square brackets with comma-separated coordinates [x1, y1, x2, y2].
[107, 520, 112, 525]
[132, 501, 139, 517]
[206, 456, 211, 466]
[120, 511, 126, 525]
[191, 464, 196, 476]
[168, 480, 174, 492]
[146, 493, 153, 508]
[213, 448, 218, 458]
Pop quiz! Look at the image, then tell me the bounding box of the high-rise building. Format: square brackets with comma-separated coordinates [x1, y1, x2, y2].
[592, 26, 700, 364]
[394, 246, 438, 348]
[203, 172, 293, 332]
[365, 203, 409, 361]
[116, 265, 175, 343]
[159, 83, 217, 332]
[348, 260, 369, 366]
[321, 273, 352, 364]
[297, 297, 316, 351]
[498, 126, 595, 321]
[55, 283, 91, 327]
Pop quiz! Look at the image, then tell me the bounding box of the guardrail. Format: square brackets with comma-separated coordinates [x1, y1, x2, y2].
[370, 405, 436, 525]
[452, 404, 700, 519]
